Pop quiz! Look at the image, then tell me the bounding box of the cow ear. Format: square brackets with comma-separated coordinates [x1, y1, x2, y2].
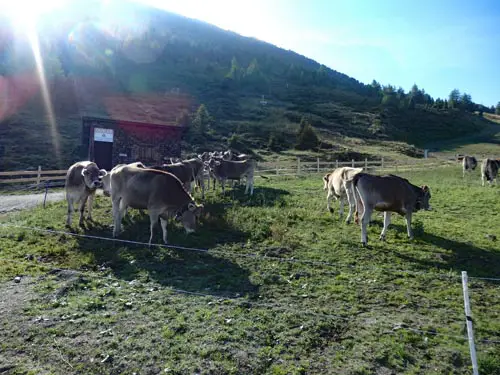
[81, 168, 90, 177]
[99, 169, 107, 177]
[421, 185, 429, 192]
[188, 202, 196, 212]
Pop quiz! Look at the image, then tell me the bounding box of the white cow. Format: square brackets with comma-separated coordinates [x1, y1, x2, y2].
[64, 161, 107, 226]
[322, 167, 363, 223]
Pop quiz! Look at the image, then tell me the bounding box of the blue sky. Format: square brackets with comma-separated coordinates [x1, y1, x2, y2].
[140, 0, 500, 107]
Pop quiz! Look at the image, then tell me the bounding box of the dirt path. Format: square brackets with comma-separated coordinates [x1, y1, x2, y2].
[0, 192, 65, 213]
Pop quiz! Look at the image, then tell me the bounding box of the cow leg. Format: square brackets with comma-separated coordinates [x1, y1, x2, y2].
[245, 175, 254, 195]
[160, 217, 168, 244]
[78, 195, 88, 226]
[66, 195, 75, 227]
[148, 211, 160, 246]
[405, 212, 414, 240]
[112, 197, 122, 237]
[86, 193, 95, 221]
[360, 207, 372, 246]
[221, 179, 226, 194]
[326, 189, 334, 213]
[379, 211, 391, 241]
[345, 183, 356, 224]
[198, 177, 205, 199]
[338, 197, 345, 219]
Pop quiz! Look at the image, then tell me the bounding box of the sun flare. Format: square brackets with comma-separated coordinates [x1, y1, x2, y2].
[1, 0, 66, 28]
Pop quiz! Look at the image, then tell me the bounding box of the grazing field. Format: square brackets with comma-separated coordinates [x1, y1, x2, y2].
[0, 166, 499, 375]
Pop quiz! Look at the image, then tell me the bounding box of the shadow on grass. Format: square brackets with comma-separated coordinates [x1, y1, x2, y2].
[216, 184, 291, 208]
[73, 204, 258, 297]
[367, 220, 500, 279]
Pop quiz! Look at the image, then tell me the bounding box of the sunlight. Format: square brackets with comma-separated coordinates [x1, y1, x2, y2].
[1, 0, 63, 162]
[1, 0, 65, 28]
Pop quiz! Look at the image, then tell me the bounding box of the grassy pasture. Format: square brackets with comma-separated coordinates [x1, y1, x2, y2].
[0, 166, 499, 375]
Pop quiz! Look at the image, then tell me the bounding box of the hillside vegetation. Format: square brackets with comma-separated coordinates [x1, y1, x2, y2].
[0, 0, 497, 170]
[0, 166, 499, 374]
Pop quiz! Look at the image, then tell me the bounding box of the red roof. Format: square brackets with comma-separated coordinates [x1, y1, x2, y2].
[103, 94, 192, 126]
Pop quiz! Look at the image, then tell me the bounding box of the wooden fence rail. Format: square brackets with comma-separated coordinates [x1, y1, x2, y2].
[1, 158, 455, 187]
[0, 167, 66, 186]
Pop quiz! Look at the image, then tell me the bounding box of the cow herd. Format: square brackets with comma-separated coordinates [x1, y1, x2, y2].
[63, 152, 498, 247]
[322, 167, 431, 246]
[64, 150, 255, 245]
[461, 155, 500, 186]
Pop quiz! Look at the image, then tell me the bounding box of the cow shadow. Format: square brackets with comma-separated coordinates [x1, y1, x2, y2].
[366, 219, 500, 279]
[74, 205, 258, 297]
[211, 184, 290, 208]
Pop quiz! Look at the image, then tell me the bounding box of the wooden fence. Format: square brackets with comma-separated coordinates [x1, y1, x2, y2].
[0, 167, 67, 186]
[0, 157, 456, 187]
[255, 157, 455, 176]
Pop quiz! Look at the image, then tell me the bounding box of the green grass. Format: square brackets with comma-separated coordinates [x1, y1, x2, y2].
[0, 166, 499, 374]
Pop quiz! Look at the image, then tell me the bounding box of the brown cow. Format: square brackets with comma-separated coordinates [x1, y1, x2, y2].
[481, 158, 500, 186]
[206, 158, 256, 195]
[109, 164, 203, 245]
[65, 161, 107, 226]
[351, 173, 432, 246]
[462, 156, 477, 178]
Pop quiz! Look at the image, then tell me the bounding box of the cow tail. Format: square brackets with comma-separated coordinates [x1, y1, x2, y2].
[352, 174, 363, 225]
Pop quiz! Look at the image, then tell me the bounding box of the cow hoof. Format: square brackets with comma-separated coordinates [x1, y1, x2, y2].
[379, 235, 386, 241]
[361, 242, 367, 247]
[328, 207, 334, 214]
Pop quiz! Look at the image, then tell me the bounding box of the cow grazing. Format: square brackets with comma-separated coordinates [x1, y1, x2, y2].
[207, 158, 256, 195]
[65, 161, 107, 226]
[109, 164, 203, 245]
[462, 156, 477, 178]
[322, 167, 363, 223]
[351, 173, 432, 246]
[481, 158, 500, 186]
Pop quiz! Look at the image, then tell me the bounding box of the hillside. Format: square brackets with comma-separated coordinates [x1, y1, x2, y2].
[0, 0, 496, 170]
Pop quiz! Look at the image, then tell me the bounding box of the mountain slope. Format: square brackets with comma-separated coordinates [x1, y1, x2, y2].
[0, 0, 495, 169]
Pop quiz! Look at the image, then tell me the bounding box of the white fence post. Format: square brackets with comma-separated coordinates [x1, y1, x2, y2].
[351, 159, 355, 168]
[276, 163, 279, 176]
[364, 158, 368, 171]
[317, 157, 320, 173]
[36, 166, 42, 186]
[461, 271, 479, 375]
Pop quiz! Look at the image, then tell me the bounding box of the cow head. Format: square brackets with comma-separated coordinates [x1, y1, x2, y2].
[81, 165, 107, 190]
[101, 173, 111, 197]
[176, 202, 204, 234]
[322, 173, 331, 190]
[416, 185, 432, 211]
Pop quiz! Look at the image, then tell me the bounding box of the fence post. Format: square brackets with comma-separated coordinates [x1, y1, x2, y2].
[317, 158, 320, 173]
[351, 159, 355, 168]
[381, 157, 384, 169]
[335, 160, 338, 169]
[364, 158, 368, 171]
[461, 271, 479, 375]
[297, 157, 301, 175]
[36, 166, 42, 186]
